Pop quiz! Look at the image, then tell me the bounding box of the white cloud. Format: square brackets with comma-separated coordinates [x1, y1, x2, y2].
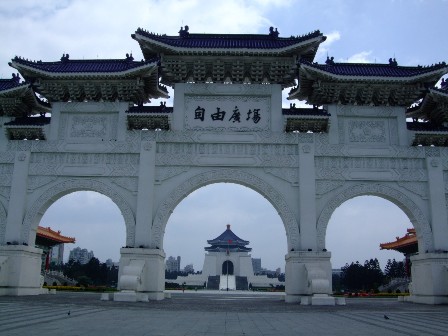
[315, 30, 341, 62]
[343, 51, 373, 63]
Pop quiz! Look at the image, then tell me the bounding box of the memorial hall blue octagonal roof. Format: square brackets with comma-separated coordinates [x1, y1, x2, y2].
[205, 225, 251, 252]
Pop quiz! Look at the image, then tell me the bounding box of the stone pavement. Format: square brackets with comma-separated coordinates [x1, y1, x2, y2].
[0, 291, 447, 335]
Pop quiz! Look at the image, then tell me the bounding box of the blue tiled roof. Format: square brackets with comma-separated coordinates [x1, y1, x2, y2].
[10, 56, 159, 74]
[127, 105, 173, 113]
[301, 60, 447, 78]
[207, 225, 249, 247]
[4, 116, 51, 126]
[282, 107, 330, 116]
[0, 77, 27, 92]
[407, 122, 448, 132]
[134, 28, 324, 50]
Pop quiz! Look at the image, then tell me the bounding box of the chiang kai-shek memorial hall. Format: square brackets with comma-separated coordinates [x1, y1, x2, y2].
[1, 25, 448, 305]
[168, 224, 283, 290]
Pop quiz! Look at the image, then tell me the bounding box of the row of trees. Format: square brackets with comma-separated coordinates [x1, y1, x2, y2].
[51, 258, 118, 287]
[333, 258, 407, 292]
[51, 257, 405, 291]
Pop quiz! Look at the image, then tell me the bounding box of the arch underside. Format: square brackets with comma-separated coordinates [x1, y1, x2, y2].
[22, 178, 136, 247]
[151, 168, 299, 250]
[316, 183, 433, 252]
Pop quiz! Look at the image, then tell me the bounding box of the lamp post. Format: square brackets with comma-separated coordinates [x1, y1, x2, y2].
[226, 240, 229, 291]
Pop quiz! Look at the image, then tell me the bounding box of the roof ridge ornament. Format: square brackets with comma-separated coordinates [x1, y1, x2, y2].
[269, 26, 279, 38]
[389, 57, 398, 66]
[60, 53, 70, 62]
[125, 53, 134, 61]
[11, 72, 21, 84]
[179, 25, 190, 38]
[325, 56, 335, 65]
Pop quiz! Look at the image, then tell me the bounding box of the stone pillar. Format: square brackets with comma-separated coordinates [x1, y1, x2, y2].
[5, 151, 30, 244]
[298, 143, 317, 250]
[115, 247, 166, 301]
[0, 151, 44, 296]
[0, 245, 43, 295]
[425, 157, 448, 250]
[134, 141, 156, 248]
[408, 253, 448, 304]
[284, 251, 334, 305]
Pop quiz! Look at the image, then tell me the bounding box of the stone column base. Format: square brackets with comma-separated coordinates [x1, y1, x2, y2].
[0, 245, 43, 296]
[114, 248, 166, 301]
[407, 253, 448, 305]
[285, 251, 332, 302]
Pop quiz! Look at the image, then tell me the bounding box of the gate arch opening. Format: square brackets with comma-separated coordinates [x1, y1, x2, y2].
[152, 169, 299, 251]
[39, 191, 126, 264]
[22, 179, 135, 247]
[317, 183, 433, 254]
[164, 183, 287, 275]
[326, 195, 412, 269]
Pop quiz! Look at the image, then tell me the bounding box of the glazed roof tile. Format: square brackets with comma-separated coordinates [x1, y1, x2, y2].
[127, 105, 173, 114]
[300, 60, 447, 79]
[207, 225, 249, 247]
[282, 107, 330, 116]
[407, 122, 448, 132]
[0, 77, 27, 92]
[380, 229, 416, 251]
[10, 56, 159, 74]
[4, 116, 51, 126]
[37, 226, 75, 244]
[134, 29, 324, 50]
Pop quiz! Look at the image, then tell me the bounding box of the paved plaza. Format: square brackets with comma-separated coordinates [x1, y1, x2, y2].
[0, 291, 447, 335]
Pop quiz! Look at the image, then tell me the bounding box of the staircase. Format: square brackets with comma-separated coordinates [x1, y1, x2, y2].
[235, 276, 248, 290]
[207, 275, 220, 290]
[219, 275, 236, 290]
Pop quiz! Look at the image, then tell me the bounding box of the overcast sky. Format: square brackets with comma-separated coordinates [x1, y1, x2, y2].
[2, 0, 447, 271]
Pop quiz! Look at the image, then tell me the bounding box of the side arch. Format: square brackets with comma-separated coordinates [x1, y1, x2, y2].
[151, 169, 300, 250]
[22, 178, 136, 246]
[316, 183, 433, 252]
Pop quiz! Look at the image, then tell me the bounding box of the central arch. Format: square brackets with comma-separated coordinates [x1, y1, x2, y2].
[151, 169, 299, 250]
[316, 183, 433, 252]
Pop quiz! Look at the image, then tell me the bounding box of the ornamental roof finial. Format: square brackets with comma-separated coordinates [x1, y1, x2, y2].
[11, 72, 20, 84]
[179, 25, 190, 38]
[269, 26, 279, 38]
[226, 224, 231, 230]
[325, 56, 335, 65]
[389, 57, 398, 66]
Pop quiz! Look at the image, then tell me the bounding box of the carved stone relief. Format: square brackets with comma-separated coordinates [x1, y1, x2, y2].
[27, 176, 58, 191]
[264, 168, 299, 185]
[348, 120, 387, 143]
[155, 167, 190, 184]
[22, 178, 136, 246]
[315, 181, 345, 198]
[316, 183, 433, 252]
[151, 169, 300, 250]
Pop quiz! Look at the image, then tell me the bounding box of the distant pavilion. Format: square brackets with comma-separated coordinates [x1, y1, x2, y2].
[35, 226, 75, 272]
[380, 228, 417, 276]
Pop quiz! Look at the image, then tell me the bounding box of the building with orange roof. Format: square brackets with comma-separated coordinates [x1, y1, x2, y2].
[380, 228, 417, 277]
[36, 226, 75, 272]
